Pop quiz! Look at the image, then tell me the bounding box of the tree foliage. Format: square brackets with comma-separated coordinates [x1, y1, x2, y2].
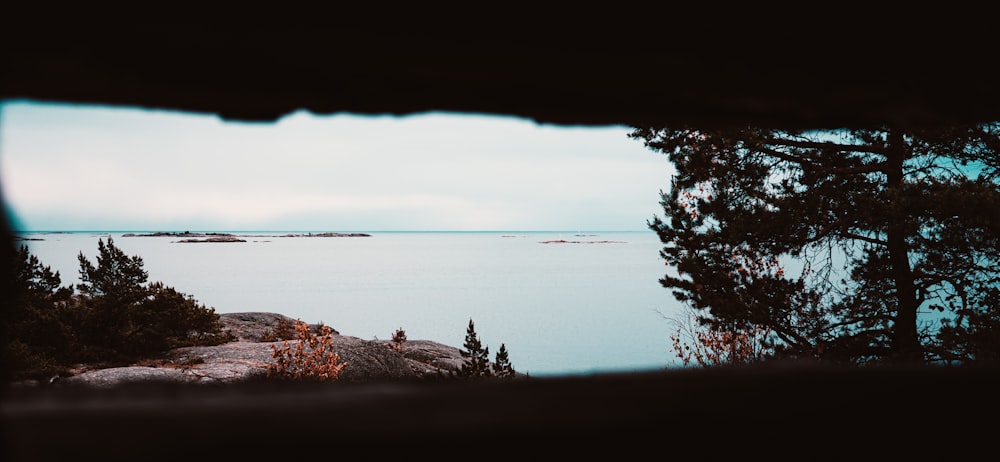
[73, 237, 150, 357]
[2, 245, 75, 379]
[493, 343, 516, 379]
[4, 238, 232, 380]
[77, 237, 148, 306]
[71, 237, 231, 362]
[456, 318, 518, 380]
[630, 124, 1000, 366]
[458, 318, 492, 379]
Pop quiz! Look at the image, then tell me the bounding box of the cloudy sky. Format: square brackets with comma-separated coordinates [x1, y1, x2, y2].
[0, 100, 673, 232]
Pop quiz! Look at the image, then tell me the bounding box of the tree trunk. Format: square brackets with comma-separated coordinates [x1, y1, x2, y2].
[885, 130, 922, 363]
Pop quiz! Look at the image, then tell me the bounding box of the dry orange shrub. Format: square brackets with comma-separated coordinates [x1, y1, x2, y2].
[267, 320, 347, 381]
[389, 327, 407, 351]
[670, 319, 773, 367]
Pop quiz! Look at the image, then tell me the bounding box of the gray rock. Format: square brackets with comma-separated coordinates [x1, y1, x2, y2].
[60, 366, 194, 387]
[54, 313, 470, 388]
[218, 312, 326, 342]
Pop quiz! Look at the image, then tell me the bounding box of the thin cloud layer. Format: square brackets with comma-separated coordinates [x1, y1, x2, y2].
[1, 101, 673, 231]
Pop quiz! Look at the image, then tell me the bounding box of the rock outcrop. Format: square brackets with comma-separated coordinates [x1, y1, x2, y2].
[49, 312, 467, 388]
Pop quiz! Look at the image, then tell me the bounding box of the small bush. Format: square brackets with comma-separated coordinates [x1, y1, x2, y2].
[267, 320, 347, 381]
[389, 327, 407, 351]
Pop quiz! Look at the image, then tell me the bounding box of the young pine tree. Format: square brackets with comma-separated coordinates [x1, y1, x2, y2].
[458, 318, 492, 379]
[493, 343, 516, 379]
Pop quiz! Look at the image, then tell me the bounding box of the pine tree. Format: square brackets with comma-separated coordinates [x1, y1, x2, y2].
[493, 343, 516, 379]
[75, 237, 149, 354]
[458, 318, 492, 379]
[630, 124, 1000, 366]
[77, 237, 148, 305]
[74, 238, 230, 361]
[3, 245, 74, 380]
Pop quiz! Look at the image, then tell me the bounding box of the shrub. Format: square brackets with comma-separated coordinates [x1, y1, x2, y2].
[389, 327, 407, 351]
[267, 320, 347, 381]
[130, 282, 234, 352]
[668, 307, 774, 367]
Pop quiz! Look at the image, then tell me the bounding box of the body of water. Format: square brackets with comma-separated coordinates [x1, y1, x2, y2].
[15, 230, 687, 377]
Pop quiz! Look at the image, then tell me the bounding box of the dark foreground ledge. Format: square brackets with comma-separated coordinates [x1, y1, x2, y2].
[3, 364, 998, 461]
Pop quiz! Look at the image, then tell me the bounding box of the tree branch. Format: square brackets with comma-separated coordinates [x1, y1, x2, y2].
[763, 137, 888, 155]
[843, 232, 887, 246]
[757, 146, 886, 175]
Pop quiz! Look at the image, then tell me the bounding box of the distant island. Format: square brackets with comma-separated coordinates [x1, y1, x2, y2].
[123, 231, 235, 238]
[538, 239, 626, 244]
[121, 231, 372, 243]
[176, 236, 247, 243]
[275, 232, 372, 238]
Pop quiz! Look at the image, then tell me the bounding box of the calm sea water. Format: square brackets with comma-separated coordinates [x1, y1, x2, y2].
[15, 230, 686, 377]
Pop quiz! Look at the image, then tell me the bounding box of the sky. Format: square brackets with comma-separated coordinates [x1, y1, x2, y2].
[0, 100, 674, 232]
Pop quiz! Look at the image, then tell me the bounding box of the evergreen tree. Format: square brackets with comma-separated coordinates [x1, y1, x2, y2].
[74, 237, 230, 362]
[77, 237, 148, 305]
[493, 343, 515, 379]
[3, 245, 74, 380]
[458, 318, 492, 379]
[4, 240, 233, 379]
[630, 124, 1000, 366]
[74, 237, 149, 356]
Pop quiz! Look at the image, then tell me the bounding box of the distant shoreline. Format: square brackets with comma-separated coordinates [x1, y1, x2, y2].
[11, 231, 653, 244]
[120, 231, 372, 238]
[13, 230, 650, 235]
[538, 239, 627, 244]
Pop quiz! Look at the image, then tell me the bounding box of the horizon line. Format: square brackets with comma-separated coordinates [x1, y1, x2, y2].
[12, 229, 653, 234]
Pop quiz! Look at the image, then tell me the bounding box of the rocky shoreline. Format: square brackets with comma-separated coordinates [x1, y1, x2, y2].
[18, 312, 468, 389]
